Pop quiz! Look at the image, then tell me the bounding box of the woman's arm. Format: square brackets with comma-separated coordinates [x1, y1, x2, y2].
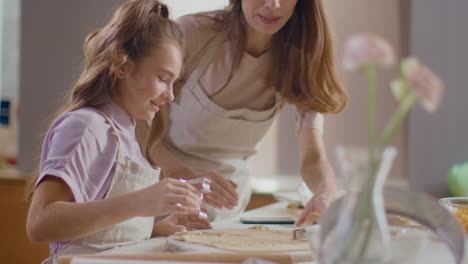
[135, 120, 196, 176]
[26, 176, 201, 243]
[295, 127, 339, 226]
[152, 142, 239, 210]
[152, 141, 196, 176]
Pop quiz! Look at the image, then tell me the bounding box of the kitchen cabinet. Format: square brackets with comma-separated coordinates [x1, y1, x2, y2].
[0, 174, 48, 263]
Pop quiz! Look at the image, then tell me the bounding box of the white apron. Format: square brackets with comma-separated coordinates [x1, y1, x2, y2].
[45, 111, 160, 264]
[163, 33, 282, 220]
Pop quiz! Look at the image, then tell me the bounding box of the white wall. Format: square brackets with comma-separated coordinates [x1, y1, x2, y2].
[1, 0, 20, 100]
[409, 0, 468, 196]
[19, 0, 126, 172]
[0, 0, 4, 99]
[328, 0, 406, 182]
[162, 0, 228, 19]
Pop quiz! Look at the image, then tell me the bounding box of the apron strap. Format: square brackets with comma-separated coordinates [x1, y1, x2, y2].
[185, 32, 227, 91]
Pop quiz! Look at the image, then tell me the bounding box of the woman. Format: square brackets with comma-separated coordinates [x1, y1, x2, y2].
[26, 1, 209, 263]
[138, 0, 347, 224]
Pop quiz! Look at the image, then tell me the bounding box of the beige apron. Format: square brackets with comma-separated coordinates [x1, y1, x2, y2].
[46, 111, 160, 264]
[163, 33, 282, 220]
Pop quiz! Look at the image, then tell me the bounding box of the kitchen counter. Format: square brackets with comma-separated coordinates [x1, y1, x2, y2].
[0, 169, 29, 184]
[61, 202, 461, 264]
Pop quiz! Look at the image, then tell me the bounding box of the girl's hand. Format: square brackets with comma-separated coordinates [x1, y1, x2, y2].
[151, 211, 212, 237]
[178, 209, 212, 230]
[136, 178, 202, 217]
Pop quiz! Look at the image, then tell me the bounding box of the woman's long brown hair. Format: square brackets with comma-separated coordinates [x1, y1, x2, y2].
[218, 0, 347, 113]
[25, 0, 183, 201]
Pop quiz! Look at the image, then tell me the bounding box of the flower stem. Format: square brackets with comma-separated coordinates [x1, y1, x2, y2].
[354, 157, 380, 263]
[379, 93, 418, 150]
[333, 157, 379, 264]
[334, 66, 379, 264]
[366, 65, 378, 154]
[364, 65, 380, 262]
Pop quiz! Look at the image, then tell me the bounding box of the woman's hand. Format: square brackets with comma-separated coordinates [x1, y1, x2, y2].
[152, 142, 239, 211]
[135, 178, 202, 217]
[198, 171, 239, 209]
[163, 167, 239, 210]
[296, 186, 337, 226]
[296, 127, 338, 226]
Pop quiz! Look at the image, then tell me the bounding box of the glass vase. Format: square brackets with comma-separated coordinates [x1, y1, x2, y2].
[318, 145, 397, 264]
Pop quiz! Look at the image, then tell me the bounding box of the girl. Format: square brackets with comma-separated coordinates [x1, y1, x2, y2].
[26, 1, 208, 263]
[138, 0, 348, 224]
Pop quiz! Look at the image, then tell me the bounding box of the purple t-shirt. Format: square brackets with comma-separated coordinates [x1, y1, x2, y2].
[37, 100, 152, 255]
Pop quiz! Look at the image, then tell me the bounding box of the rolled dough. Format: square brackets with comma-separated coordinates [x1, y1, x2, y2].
[171, 227, 311, 252]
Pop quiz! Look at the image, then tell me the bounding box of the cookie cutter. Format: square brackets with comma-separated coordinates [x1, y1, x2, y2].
[178, 177, 212, 221]
[293, 228, 307, 241]
[180, 177, 212, 194]
[175, 202, 208, 220]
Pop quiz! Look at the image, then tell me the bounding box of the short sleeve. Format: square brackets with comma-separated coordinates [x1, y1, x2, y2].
[38, 112, 116, 203]
[295, 110, 324, 134]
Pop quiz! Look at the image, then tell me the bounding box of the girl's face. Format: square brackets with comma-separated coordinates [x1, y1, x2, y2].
[116, 41, 182, 121]
[241, 0, 298, 36]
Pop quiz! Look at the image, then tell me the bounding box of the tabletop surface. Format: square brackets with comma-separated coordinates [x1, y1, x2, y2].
[73, 202, 461, 264]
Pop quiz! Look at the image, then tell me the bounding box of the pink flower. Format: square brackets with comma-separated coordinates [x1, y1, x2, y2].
[343, 33, 396, 71]
[401, 57, 445, 113]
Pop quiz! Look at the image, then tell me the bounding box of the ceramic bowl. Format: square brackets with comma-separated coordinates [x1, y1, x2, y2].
[439, 197, 468, 232]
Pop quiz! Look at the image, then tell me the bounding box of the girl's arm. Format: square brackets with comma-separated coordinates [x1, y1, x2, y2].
[26, 176, 201, 243]
[295, 127, 339, 226]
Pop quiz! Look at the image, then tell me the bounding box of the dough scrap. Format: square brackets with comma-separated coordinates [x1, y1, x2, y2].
[248, 225, 271, 230]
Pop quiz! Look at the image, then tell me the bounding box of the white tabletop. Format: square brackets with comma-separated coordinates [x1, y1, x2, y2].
[92, 202, 461, 264]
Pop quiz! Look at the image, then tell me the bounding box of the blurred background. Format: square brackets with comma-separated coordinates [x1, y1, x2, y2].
[0, 0, 466, 262]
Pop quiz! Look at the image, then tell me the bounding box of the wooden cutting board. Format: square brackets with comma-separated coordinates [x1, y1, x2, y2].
[58, 252, 297, 264]
[167, 235, 226, 253]
[166, 228, 314, 263]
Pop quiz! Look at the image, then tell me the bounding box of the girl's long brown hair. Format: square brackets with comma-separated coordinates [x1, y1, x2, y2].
[25, 0, 183, 201]
[218, 0, 347, 113]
